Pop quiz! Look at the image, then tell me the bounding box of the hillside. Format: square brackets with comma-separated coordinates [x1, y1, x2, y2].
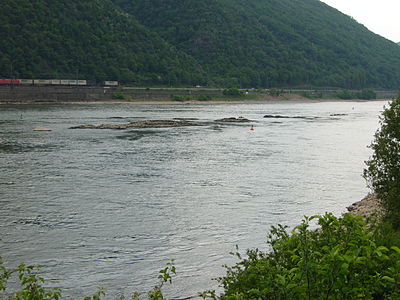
[0, 0, 204, 85]
[113, 0, 400, 89]
[1, 0, 400, 88]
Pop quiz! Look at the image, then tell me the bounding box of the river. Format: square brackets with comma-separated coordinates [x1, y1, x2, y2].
[0, 100, 385, 298]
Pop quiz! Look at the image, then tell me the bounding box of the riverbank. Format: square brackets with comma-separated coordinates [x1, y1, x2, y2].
[0, 96, 391, 106]
[0, 85, 396, 104]
[347, 194, 384, 219]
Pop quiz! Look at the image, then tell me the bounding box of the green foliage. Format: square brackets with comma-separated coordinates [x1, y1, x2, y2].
[0, 0, 204, 85]
[2, 0, 399, 88]
[0, 260, 177, 300]
[300, 90, 323, 99]
[336, 89, 377, 100]
[358, 89, 377, 100]
[3, 218, 400, 299]
[112, 92, 126, 100]
[335, 90, 354, 99]
[219, 213, 400, 299]
[197, 94, 212, 101]
[0, 262, 61, 300]
[124, 260, 177, 300]
[170, 94, 192, 101]
[114, 0, 400, 89]
[268, 88, 284, 97]
[83, 288, 105, 300]
[0, 257, 10, 293]
[223, 88, 243, 96]
[364, 93, 400, 228]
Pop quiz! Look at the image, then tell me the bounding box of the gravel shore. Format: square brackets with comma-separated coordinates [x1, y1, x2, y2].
[346, 194, 384, 219]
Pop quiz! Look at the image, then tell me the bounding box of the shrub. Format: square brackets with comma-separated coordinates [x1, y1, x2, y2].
[4, 215, 400, 299]
[364, 93, 400, 227]
[223, 88, 242, 96]
[0, 261, 62, 299]
[219, 213, 400, 299]
[336, 90, 354, 99]
[300, 91, 323, 99]
[336, 89, 376, 100]
[170, 94, 191, 101]
[0, 259, 176, 300]
[112, 92, 125, 100]
[197, 94, 212, 101]
[358, 89, 377, 100]
[268, 88, 283, 97]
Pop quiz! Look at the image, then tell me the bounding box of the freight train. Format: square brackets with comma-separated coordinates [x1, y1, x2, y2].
[0, 79, 119, 86]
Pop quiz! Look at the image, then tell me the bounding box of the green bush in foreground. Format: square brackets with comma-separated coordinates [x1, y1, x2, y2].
[3, 214, 400, 299]
[219, 213, 400, 299]
[364, 93, 400, 228]
[0, 257, 175, 300]
[0, 261, 63, 300]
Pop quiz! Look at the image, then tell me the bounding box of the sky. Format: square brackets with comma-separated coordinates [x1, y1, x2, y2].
[320, 0, 400, 43]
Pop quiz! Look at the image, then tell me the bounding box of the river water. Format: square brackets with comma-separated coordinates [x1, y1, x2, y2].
[0, 100, 385, 298]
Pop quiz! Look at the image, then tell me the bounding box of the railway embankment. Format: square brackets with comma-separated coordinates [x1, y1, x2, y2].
[0, 85, 397, 103]
[0, 86, 225, 103]
[0, 85, 118, 103]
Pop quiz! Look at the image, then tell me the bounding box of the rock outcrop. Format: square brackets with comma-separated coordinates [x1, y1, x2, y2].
[215, 117, 252, 123]
[263, 114, 318, 120]
[70, 119, 201, 129]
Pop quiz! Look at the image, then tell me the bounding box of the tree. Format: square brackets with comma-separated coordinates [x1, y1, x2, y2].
[219, 214, 400, 299]
[364, 93, 400, 228]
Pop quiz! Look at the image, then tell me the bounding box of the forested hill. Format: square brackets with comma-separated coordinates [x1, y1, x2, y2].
[1, 0, 400, 88]
[0, 0, 203, 85]
[113, 0, 400, 89]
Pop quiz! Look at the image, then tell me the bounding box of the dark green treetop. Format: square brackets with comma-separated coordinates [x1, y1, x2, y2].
[364, 93, 400, 228]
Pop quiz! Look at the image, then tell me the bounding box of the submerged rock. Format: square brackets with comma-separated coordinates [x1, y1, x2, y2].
[263, 114, 291, 119]
[263, 114, 318, 120]
[70, 119, 201, 129]
[173, 117, 199, 121]
[215, 117, 252, 123]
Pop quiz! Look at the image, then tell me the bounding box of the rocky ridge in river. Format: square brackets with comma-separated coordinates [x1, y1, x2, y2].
[70, 119, 202, 129]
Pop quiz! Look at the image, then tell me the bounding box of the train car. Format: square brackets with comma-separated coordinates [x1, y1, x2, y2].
[104, 81, 118, 86]
[68, 80, 77, 85]
[34, 79, 52, 85]
[0, 79, 21, 84]
[51, 79, 61, 85]
[5, 78, 89, 86]
[20, 79, 34, 85]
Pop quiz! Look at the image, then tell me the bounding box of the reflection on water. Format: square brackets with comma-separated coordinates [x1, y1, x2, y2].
[116, 130, 161, 142]
[0, 101, 384, 298]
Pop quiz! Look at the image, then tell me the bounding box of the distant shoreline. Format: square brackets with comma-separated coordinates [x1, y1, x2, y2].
[0, 97, 390, 106]
[0, 85, 395, 104]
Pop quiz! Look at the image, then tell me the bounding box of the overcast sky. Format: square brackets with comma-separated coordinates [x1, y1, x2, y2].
[320, 0, 400, 43]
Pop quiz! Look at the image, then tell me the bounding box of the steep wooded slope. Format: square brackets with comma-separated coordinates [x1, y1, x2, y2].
[0, 0, 203, 84]
[1, 0, 399, 88]
[114, 0, 400, 88]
